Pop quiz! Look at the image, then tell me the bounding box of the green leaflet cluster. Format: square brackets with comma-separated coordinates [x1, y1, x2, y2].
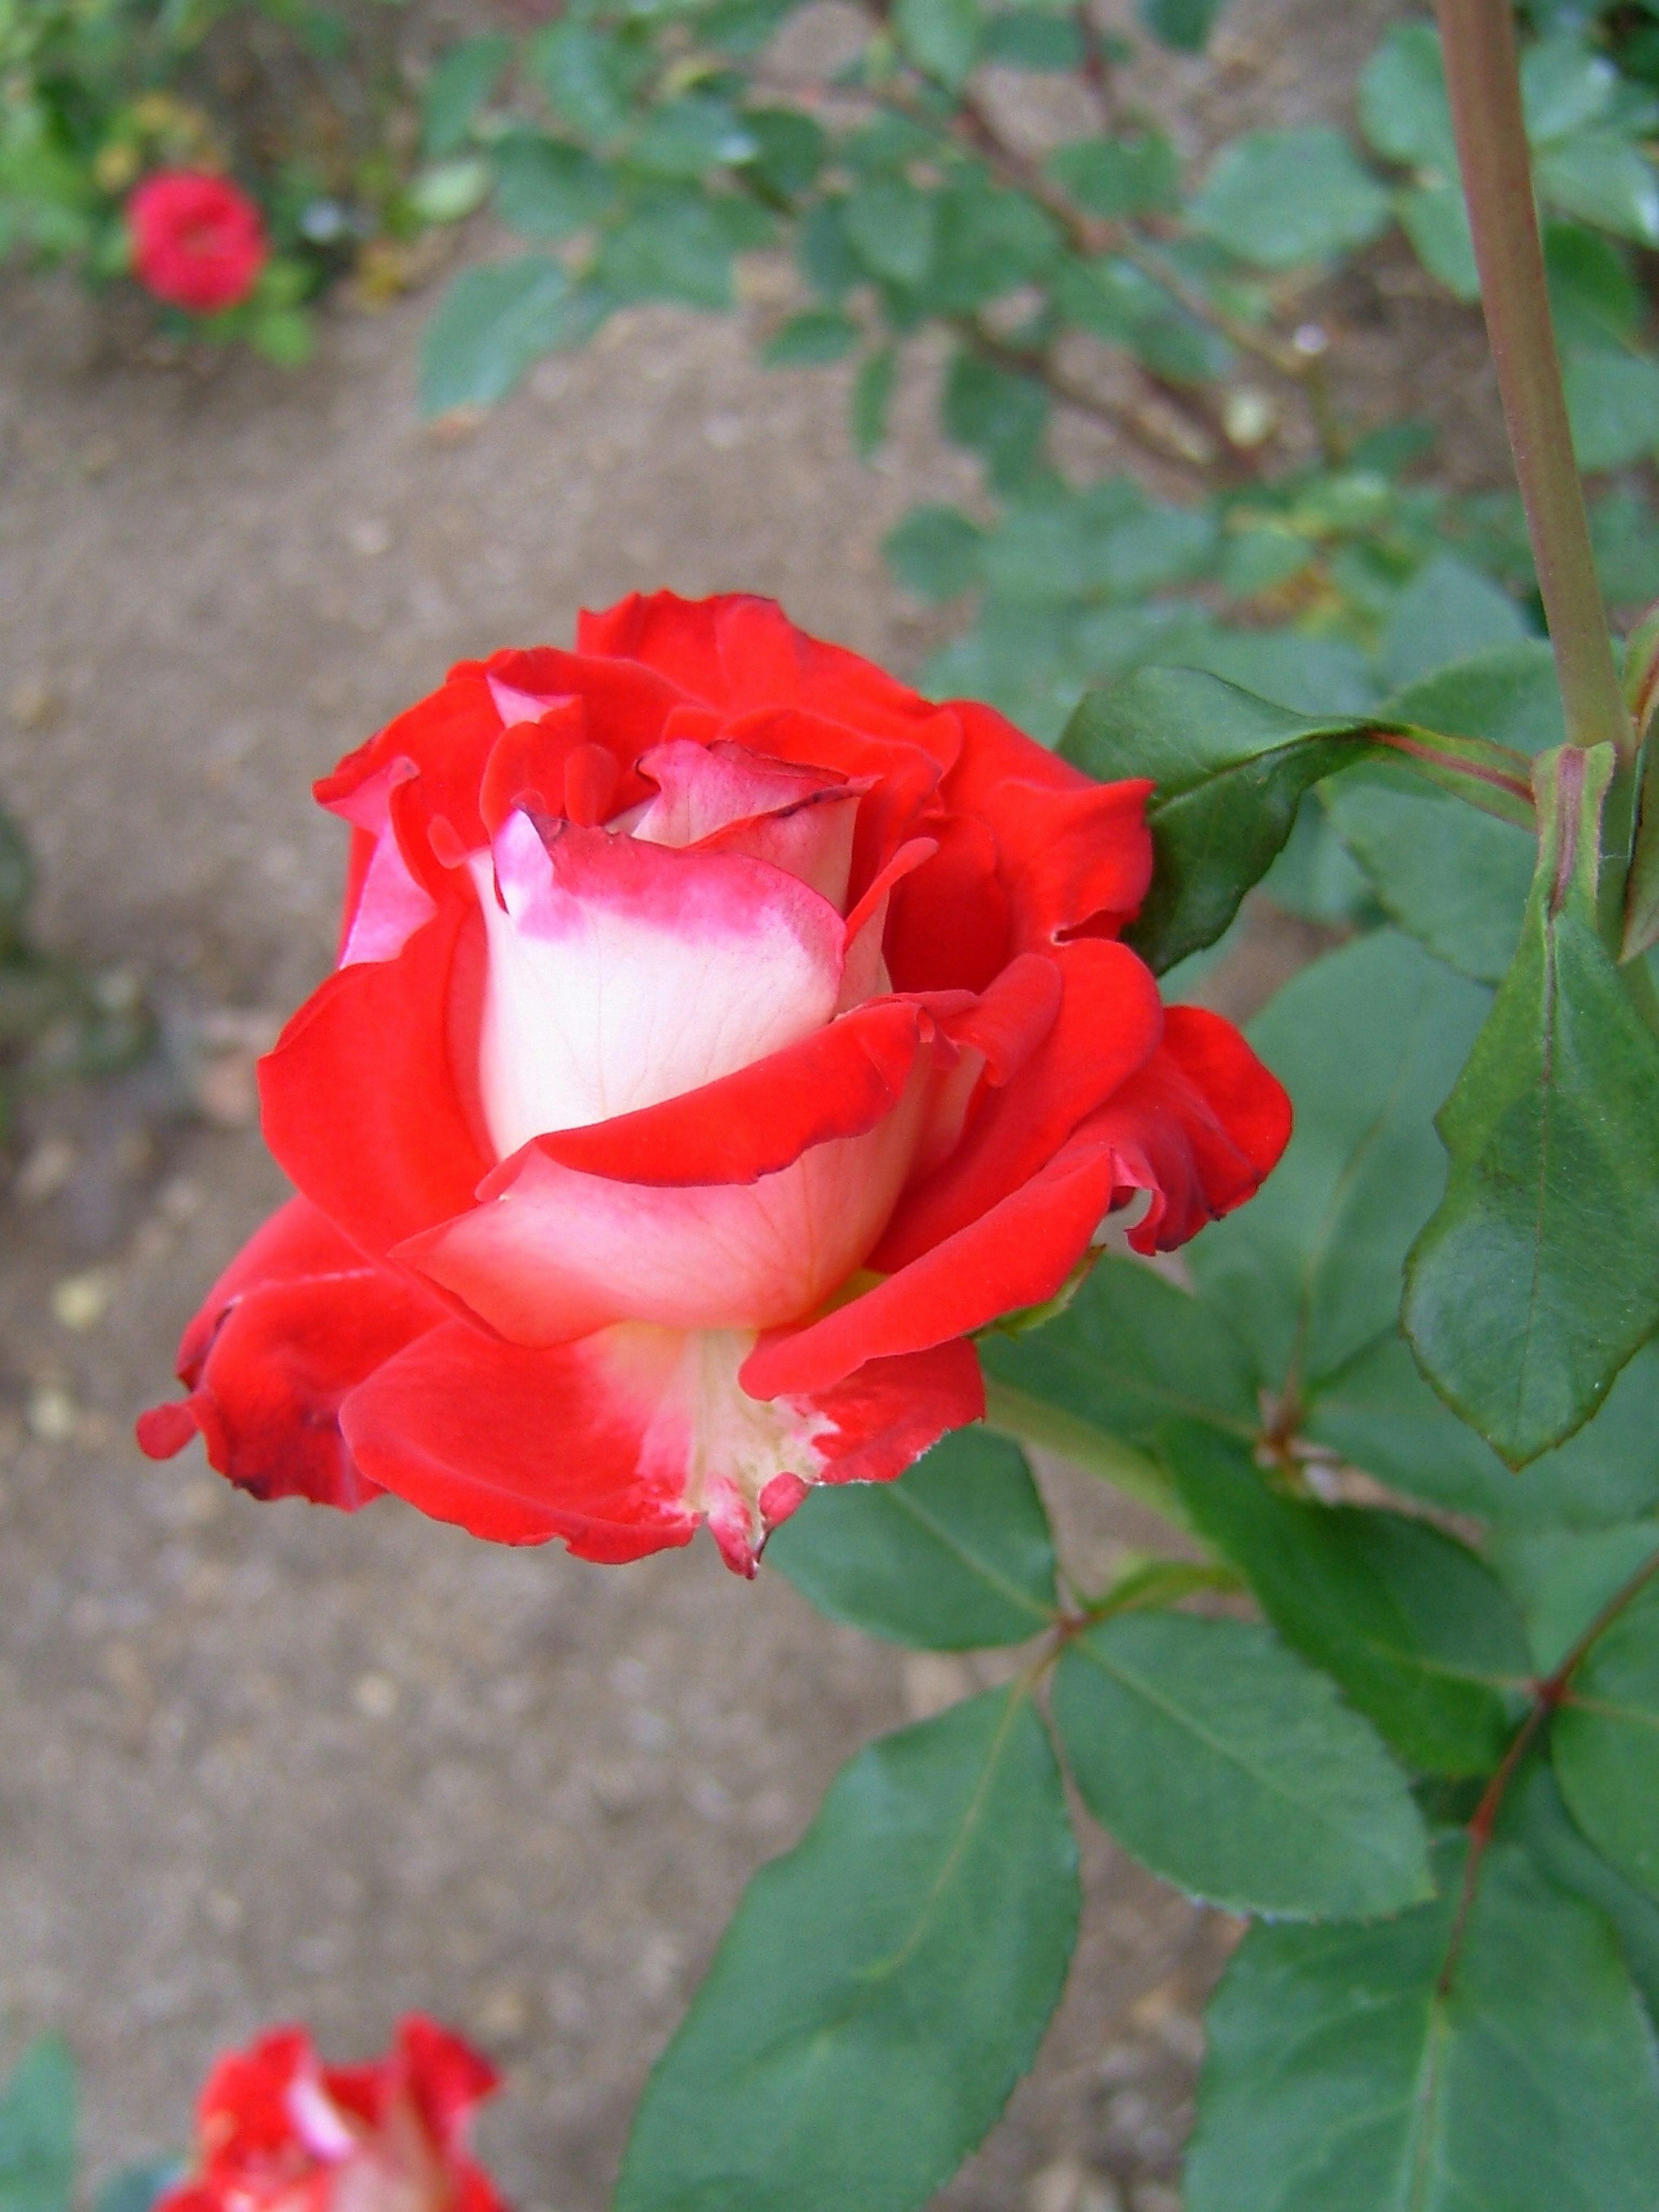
[611, 642, 1659, 2210]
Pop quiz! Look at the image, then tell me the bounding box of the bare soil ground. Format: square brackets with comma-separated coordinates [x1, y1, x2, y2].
[0, 3, 1502, 2206]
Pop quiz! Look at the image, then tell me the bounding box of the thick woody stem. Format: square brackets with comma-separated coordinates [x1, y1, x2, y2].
[1436, 0, 1630, 760]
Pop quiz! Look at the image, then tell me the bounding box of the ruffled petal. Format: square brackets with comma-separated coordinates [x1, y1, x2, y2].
[742, 1139, 1127, 1399]
[259, 897, 489, 1259]
[339, 1318, 982, 1573]
[397, 1062, 931, 1342]
[473, 810, 848, 1158]
[1075, 1004, 1293, 1253]
[874, 938, 1163, 1271]
[135, 1196, 445, 1508]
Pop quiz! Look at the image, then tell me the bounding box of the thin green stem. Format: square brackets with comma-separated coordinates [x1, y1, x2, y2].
[980, 1376, 1188, 1528]
[1436, 0, 1631, 761]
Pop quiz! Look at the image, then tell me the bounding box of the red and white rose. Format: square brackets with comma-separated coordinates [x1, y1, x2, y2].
[139, 592, 1289, 1572]
[155, 2017, 504, 2212]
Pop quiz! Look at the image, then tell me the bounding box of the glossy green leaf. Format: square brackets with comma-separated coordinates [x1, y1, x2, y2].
[979, 1255, 1259, 1449]
[1326, 764, 1536, 982]
[1378, 552, 1530, 690]
[1163, 1423, 1528, 1774]
[1055, 1612, 1430, 1917]
[1494, 1520, 1659, 1674]
[1522, 36, 1618, 143]
[1537, 134, 1659, 248]
[941, 350, 1049, 489]
[1556, 1572, 1659, 1896]
[1547, 222, 1643, 351]
[1564, 347, 1659, 473]
[1186, 1837, 1659, 2212]
[1188, 931, 1487, 1405]
[1307, 1332, 1659, 1530]
[921, 183, 1061, 313]
[1137, 0, 1228, 52]
[1401, 180, 1481, 296]
[0, 2039, 75, 2212]
[420, 256, 580, 414]
[1059, 668, 1376, 970]
[1046, 133, 1180, 218]
[1358, 22, 1457, 175]
[1380, 640, 1567, 756]
[491, 134, 615, 240]
[1191, 127, 1391, 270]
[1405, 746, 1659, 1465]
[766, 1428, 1058, 1649]
[894, 0, 982, 88]
[421, 34, 512, 158]
[631, 98, 757, 179]
[761, 308, 860, 365]
[1509, 1761, 1659, 2024]
[745, 109, 826, 202]
[613, 1687, 1079, 2212]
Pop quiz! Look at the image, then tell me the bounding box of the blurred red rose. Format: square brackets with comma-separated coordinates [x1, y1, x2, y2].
[156, 2017, 505, 2212]
[138, 592, 1290, 1573]
[128, 171, 268, 314]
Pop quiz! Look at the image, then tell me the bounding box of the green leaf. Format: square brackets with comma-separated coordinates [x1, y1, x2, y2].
[1379, 552, 1530, 690]
[941, 350, 1049, 489]
[893, 0, 982, 88]
[1537, 134, 1659, 247]
[1054, 1612, 1431, 1917]
[1308, 1332, 1659, 1530]
[422, 34, 513, 159]
[597, 192, 735, 308]
[1547, 222, 1643, 351]
[883, 504, 985, 600]
[1556, 1570, 1659, 1896]
[761, 308, 860, 365]
[1326, 763, 1537, 983]
[529, 22, 632, 143]
[1359, 21, 1458, 174]
[491, 133, 615, 240]
[766, 1428, 1058, 1648]
[981, 13, 1084, 70]
[745, 109, 826, 202]
[420, 256, 579, 414]
[1137, 0, 1228, 52]
[1405, 745, 1659, 1465]
[1509, 1760, 1659, 2024]
[1522, 36, 1618, 144]
[980, 1255, 1259, 1449]
[613, 1687, 1079, 2212]
[843, 176, 936, 286]
[1382, 641, 1567, 758]
[1189, 931, 1491, 1395]
[630, 98, 758, 179]
[407, 157, 493, 225]
[1185, 1837, 1659, 2211]
[248, 305, 313, 367]
[1400, 180, 1481, 297]
[0, 2039, 76, 2212]
[922, 182, 1061, 313]
[852, 345, 897, 457]
[1191, 127, 1392, 270]
[1059, 668, 1378, 972]
[1046, 133, 1180, 218]
[1163, 1422, 1529, 1774]
[1565, 347, 1659, 473]
[1492, 1521, 1659, 1672]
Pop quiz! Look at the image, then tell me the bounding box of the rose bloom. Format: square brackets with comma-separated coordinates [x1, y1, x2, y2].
[128, 171, 268, 315]
[139, 593, 1289, 1573]
[156, 2017, 504, 2212]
